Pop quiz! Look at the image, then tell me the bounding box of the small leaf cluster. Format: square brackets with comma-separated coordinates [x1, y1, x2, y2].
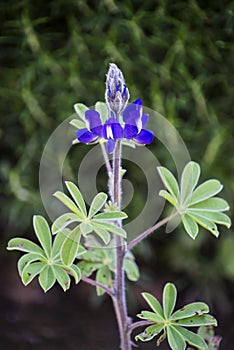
[53, 181, 127, 255]
[7, 216, 81, 292]
[78, 247, 139, 295]
[158, 161, 231, 239]
[136, 283, 217, 350]
[197, 326, 222, 350]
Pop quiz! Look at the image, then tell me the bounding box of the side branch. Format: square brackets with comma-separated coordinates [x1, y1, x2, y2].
[127, 212, 179, 251]
[127, 320, 154, 334]
[81, 276, 114, 297]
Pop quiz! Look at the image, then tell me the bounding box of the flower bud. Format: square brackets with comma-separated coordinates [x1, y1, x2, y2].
[105, 63, 130, 117]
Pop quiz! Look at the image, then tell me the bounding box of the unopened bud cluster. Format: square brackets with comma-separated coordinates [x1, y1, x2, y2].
[105, 63, 130, 117]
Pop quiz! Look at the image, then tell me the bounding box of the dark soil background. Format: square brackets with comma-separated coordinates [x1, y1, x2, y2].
[1, 1, 234, 349]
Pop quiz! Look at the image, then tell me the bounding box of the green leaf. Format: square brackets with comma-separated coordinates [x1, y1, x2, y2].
[91, 221, 127, 238]
[74, 103, 88, 120]
[171, 302, 209, 320]
[176, 326, 209, 350]
[159, 190, 178, 206]
[38, 265, 56, 292]
[69, 118, 86, 129]
[18, 253, 41, 276]
[22, 262, 45, 285]
[167, 325, 186, 350]
[157, 166, 179, 200]
[7, 238, 45, 257]
[52, 265, 70, 291]
[53, 191, 84, 219]
[88, 192, 108, 218]
[78, 261, 102, 277]
[182, 214, 199, 239]
[190, 180, 223, 205]
[33, 215, 52, 258]
[124, 258, 139, 281]
[96, 265, 111, 295]
[187, 213, 219, 237]
[95, 101, 108, 124]
[92, 226, 111, 245]
[163, 283, 177, 319]
[174, 315, 217, 327]
[93, 211, 128, 221]
[80, 222, 93, 235]
[189, 197, 229, 212]
[52, 213, 81, 234]
[65, 264, 81, 284]
[189, 211, 231, 228]
[60, 226, 81, 266]
[180, 162, 200, 205]
[135, 324, 164, 342]
[51, 230, 68, 258]
[142, 292, 164, 319]
[138, 310, 165, 323]
[65, 181, 87, 217]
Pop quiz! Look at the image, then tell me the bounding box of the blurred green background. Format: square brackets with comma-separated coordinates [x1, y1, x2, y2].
[1, 0, 234, 349]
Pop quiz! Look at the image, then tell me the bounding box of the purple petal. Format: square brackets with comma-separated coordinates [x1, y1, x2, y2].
[124, 124, 138, 139]
[142, 114, 149, 128]
[106, 139, 116, 153]
[133, 129, 154, 144]
[76, 129, 98, 143]
[103, 119, 124, 140]
[123, 100, 143, 130]
[85, 110, 102, 136]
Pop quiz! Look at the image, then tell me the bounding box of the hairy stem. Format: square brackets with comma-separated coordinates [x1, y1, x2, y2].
[127, 211, 179, 251]
[100, 141, 112, 174]
[81, 276, 114, 297]
[127, 320, 154, 334]
[112, 140, 131, 350]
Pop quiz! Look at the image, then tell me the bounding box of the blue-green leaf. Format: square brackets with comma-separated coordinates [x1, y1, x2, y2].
[91, 221, 127, 238]
[180, 162, 200, 205]
[142, 292, 164, 319]
[38, 265, 56, 292]
[65, 181, 87, 217]
[74, 103, 88, 120]
[51, 230, 69, 258]
[69, 118, 86, 129]
[137, 310, 165, 323]
[7, 238, 45, 257]
[189, 198, 229, 212]
[174, 315, 217, 327]
[167, 325, 186, 350]
[92, 226, 111, 245]
[96, 265, 111, 295]
[95, 101, 108, 124]
[157, 167, 179, 200]
[190, 179, 223, 205]
[135, 324, 164, 342]
[52, 265, 70, 291]
[33, 215, 52, 258]
[163, 283, 177, 319]
[78, 261, 102, 277]
[52, 213, 81, 234]
[53, 191, 84, 219]
[182, 214, 199, 239]
[88, 192, 108, 218]
[93, 211, 128, 221]
[124, 258, 139, 281]
[159, 190, 178, 206]
[60, 226, 81, 266]
[18, 253, 41, 276]
[188, 211, 231, 228]
[22, 262, 45, 285]
[65, 264, 81, 284]
[187, 213, 219, 237]
[171, 302, 209, 320]
[176, 326, 209, 350]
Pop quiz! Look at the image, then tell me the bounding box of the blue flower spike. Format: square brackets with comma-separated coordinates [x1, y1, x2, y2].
[75, 63, 154, 153]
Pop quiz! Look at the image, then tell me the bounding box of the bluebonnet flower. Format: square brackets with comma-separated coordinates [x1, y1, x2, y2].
[76, 99, 154, 153]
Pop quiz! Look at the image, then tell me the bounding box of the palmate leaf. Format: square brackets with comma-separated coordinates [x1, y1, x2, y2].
[22, 262, 45, 285]
[52, 213, 82, 234]
[53, 191, 84, 219]
[157, 161, 231, 239]
[136, 283, 217, 350]
[33, 215, 52, 258]
[93, 211, 128, 221]
[60, 226, 81, 266]
[91, 221, 127, 238]
[7, 238, 45, 257]
[38, 265, 56, 292]
[88, 192, 108, 218]
[52, 265, 71, 291]
[65, 181, 87, 216]
[18, 253, 41, 276]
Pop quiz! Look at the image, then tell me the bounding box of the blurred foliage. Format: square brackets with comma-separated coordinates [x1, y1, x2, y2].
[1, 0, 234, 314]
